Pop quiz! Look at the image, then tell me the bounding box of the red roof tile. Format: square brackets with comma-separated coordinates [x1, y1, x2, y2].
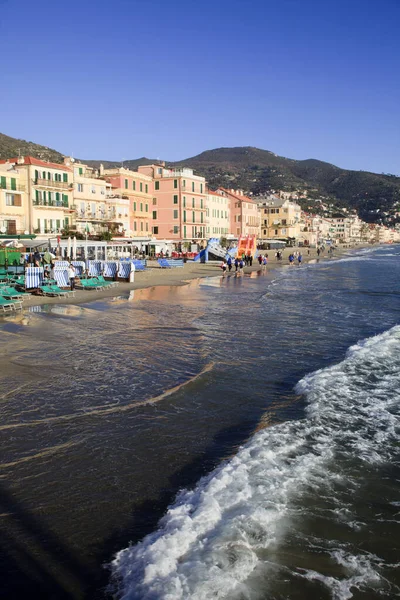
[0, 156, 72, 171]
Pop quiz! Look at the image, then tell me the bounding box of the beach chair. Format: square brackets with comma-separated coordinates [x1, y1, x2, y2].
[0, 286, 26, 300]
[76, 279, 104, 291]
[132, 260, 146, 271]
[0, 296, 22, 312]
[40, 285, 70, 297]
[49, 284, 74, 297]
[94, 275, 118, 287]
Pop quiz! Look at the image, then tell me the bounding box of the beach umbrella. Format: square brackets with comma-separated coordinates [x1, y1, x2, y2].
[72, 236, 77, 260]
[67, 236, 71, 259]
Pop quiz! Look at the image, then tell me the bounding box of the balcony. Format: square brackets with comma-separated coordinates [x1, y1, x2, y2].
[33, 199, 69, 208]
[0, 183, 26, 192]
[35, 178, 71, 189]
[106, 194, 130, 205]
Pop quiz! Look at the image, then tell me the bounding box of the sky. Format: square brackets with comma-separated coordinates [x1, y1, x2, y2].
[0, 0, 399, 174]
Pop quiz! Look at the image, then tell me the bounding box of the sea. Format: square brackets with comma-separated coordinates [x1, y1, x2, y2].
[0, 245, 399, 600]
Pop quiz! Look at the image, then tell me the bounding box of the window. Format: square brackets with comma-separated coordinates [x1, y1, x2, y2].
[77, 183, 83, 192]
[152, 198, 157, 205]
[48, 192, 53, 204]
[173, 210, 178, 219]
[152, 211, 157, 219]
[183, 196, 186, 207]
[192, 198, 195, 208]
[140, 203, 143, 212]
[42, 171, 46, 179]
[192, 211, 195, 223]
[200, 198, 203, 209]
[275, 229, 278, 235]
[183, 211, 186, 223]
[125, 179, 128, 189]
[56, 219, 61, 230]
[173, 226, 179, 234]
[153, 226, 159, 234]
[183, 225, 187, 238]
[201, 213, 204, 223]
[145, 204, 148, 212]
[200, 183, 203, 193]
[157, 167, 162, 174]
[173, 179, 178, 189]
[34, 170, 39, 182]
[182, 180, 186, 188]
[79, 167, 83, 175]
[6, 194, 21, 206]
[155, 181, 159, 190]
[134, 222, 137, 231]
[0, 176, 6, 189]
[173, 195, 178, 204]
[11, 178, 16, 191]
[132, 181, 136, 191]
[140, 221, 143, 231]
[145, 184, 148, 194]
[140, 182, 143, 192]
[146, 222, 148, 231]
[56, 192, 60, 204]
[91, 186, 96, 193]
[133, 202, 137, 211]
[63, 173, 68, 183]
[101, 187, 105, 195]
[191, 182, 195, 192]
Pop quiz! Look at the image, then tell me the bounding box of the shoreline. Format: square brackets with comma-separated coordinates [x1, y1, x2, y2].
[9, 245, 371, 311]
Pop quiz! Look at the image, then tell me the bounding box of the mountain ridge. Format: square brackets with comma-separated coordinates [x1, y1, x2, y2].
[1, 133, 399, 224]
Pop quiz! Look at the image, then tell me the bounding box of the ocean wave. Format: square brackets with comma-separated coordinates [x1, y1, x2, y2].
[110, 326, 400, 600]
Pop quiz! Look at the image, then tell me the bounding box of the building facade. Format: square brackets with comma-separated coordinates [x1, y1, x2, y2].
[258, 196, 301, 242]
[215, 188, 259, 238]
[138, 164, 207, 246]
[103, 166, 153, 238]
[206, 190, 231, 238]
[0, 162, 28, 235]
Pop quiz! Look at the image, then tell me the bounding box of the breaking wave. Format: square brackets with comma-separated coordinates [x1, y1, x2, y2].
[111, 325, 400, 600]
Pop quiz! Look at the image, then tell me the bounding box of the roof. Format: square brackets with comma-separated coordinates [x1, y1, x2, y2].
[216, 188, 256, 203]
[0, 156, 72, 171]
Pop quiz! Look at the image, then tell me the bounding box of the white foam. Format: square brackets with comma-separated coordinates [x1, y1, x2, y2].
[111, 326, 400, 599]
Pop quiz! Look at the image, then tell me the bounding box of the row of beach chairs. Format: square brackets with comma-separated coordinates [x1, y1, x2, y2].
[157, 258, 184, 268]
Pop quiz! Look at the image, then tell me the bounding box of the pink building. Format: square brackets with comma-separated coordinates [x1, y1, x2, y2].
[102, 166, 153, 238]
[138, 164, 207, 247]
[215, 188, 260, 238]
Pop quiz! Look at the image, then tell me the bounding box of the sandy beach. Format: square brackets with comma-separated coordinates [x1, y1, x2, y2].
[15, 245, 365, 310]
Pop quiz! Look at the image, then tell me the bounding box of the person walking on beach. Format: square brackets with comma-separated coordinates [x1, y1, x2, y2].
[258, 254, 263, 266]
[297, 253, 302, 266]
[239, 258, 244, 273]
[317, 248, 320, 257]
[220, 260, 227, 275]
[248, 253, 253, 267]
[289, 253, 294, 266]
[262, 255, 268, 269]
[234, 257, 239, 272]
[227, 256, 232, 272]
[68, 263, 76, 291]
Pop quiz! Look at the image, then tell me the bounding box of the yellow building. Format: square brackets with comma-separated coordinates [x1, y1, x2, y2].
[258, 196, 301, 242]
[0, 161, 28, 235]
[0, 156, 74, 235]
[206, 190, 231, 238]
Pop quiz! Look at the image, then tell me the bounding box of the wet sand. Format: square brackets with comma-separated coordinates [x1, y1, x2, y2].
[16, 245, 366, 310]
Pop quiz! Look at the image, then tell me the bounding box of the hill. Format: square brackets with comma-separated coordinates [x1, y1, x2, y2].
[0, 132, 64, 164]
[1, 133, 399, 224]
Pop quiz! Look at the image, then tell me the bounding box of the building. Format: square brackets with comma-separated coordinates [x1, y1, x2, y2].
[0, 156, 74, 235]
[0, 161, 28, 235]
[206, 190, 231, 239]
[215, 188, 259, 238]
[138, 164, 207, 247]
[68, 159, 113, 236]
[258, 196, 301, 242]
[103, 166, 153, 238]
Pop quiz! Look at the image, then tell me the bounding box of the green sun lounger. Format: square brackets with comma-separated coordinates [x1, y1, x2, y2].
[0, 286, 25, 299]
[0, 296, 22, 312]
[40, 285, 70, 297]
[76, 279, 104, 291]
[92, 275, 117, 287]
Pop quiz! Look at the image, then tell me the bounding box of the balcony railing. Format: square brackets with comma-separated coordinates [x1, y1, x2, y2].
[35, 178, 71, 189]
[33, 199, 69, 208]
[0, 183, 26, 192]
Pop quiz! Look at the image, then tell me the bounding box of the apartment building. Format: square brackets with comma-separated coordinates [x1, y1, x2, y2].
[215, 188, 259, 238]
[103, 166, 153, 238]
[0, 156, 73, 235]
[0, 162, 29, 235]
[206, 190, 230, 238]
[258, 196, 301, 242]
[138, 164, 207, 245]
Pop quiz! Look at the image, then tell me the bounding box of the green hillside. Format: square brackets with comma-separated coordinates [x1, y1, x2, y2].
[1, 133, 399, 224]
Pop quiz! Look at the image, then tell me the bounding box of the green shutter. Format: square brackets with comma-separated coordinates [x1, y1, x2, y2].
[79, 168, 83, 175]
[145, 184, 148, 193]
[183, 211, 186, 223]
[48, 172, 51, 180]
[174, 180, 178, 189]
[133, 181, 136, 190]
[65, 217, 69, 226]
[63, 173, 68, 183]
[125, 179, 128, 189]
[35, 190, 39, 203]
[133, 202, 136, 211]
[140, 183, 143, 192]
[56, 192, 60, 203]
[155, 181, 159, 190]
[0, 176, 6, 189]
[44, 219, 48, 231]
[43, 191, 47, 204]
[56, 219, 61, 229]
[34, 170, 39, 182]
[183, 225, 186, 238]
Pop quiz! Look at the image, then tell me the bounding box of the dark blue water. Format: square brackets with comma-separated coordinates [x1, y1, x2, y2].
[0, 246, 399, 599]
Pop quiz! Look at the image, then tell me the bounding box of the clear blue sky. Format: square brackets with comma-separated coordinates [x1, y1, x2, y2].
[0, 0, 399, 174]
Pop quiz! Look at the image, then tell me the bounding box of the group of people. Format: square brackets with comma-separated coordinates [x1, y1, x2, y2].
[220, 253, 269, 275]
[288, 252, 303, 265]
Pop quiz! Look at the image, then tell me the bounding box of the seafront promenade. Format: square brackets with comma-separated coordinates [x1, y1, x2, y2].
[9, 245, 362, 311]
